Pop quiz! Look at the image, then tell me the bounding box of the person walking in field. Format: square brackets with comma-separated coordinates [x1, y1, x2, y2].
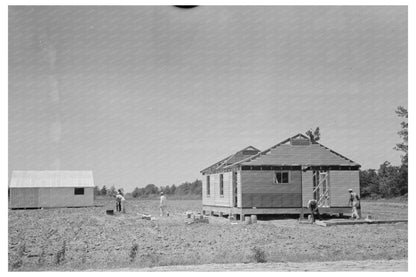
[115, 191, 122, 212]
[307, 199, 320, 222]
[160, 192, 167, 216]
[348, 189, 361, 219]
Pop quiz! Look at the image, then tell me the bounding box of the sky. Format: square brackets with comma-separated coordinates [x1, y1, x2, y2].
[8, 6, 407, 192]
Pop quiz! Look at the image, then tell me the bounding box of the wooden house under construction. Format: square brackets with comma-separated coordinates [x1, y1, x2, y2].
[200, 134, 360, 218]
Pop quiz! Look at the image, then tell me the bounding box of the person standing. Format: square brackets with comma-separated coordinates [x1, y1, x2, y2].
[160, 192, 167, 216]
[348, 189, 361, 219]
[115, 191, 122, 212]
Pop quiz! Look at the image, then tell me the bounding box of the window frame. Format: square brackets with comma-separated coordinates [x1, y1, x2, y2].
[274, 171, 290, 184]
[206, 175, 211, 197]
[74, 187, 85, 195]
[219, 174, 224, 197]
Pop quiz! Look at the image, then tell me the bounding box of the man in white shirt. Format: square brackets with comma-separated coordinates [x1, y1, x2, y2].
[160, 192, 167, 216]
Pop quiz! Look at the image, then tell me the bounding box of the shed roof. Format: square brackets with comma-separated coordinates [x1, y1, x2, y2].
[9, 171, 94, 188]
[226, 134, 360, 168]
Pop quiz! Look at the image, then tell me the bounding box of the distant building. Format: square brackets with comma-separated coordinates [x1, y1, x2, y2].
[200, 134, 360, 218]
[9, 171, 94, 209]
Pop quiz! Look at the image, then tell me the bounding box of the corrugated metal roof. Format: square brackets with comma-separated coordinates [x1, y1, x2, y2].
[9, 171, 94, 188]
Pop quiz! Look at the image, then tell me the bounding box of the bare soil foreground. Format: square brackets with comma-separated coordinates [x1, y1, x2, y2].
[118, 259, 407, 271]
[8, 198, 408, 271]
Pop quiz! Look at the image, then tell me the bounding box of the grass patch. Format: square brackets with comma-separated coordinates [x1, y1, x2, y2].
[251, 246, 267, 263]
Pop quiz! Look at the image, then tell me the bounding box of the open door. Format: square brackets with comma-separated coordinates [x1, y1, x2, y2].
[313, 170, 330, 207]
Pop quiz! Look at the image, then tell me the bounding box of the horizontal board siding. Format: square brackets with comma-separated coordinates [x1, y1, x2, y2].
[302, 171, 314, 206]
[202, 174, 214, 206]
[329, 170, 360, 206]
[202, 172, 232, 207]
[38, 187, 94, 207]
[241, 170, 302, 194]
[240, 170, 302, 208]
[241, 193, 302, 208]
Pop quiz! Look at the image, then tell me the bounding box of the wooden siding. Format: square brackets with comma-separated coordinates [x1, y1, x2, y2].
[240, 170, 302, 208]
[237, 171, 242, 208]
[241, 170, 302, 193]
[38, 187, 94, 208]
[302, 171, 314, 206]
[329, 170, 360, 206]
[202, 172, 233, 207]
[10, 187, 94, 208]
[10, 188, 39, 208]
[241, 193, 301, 208]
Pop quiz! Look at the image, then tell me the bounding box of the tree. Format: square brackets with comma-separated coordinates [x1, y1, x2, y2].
[306, 127, 320, 143]
[394, 106, 408, 166]
[131, 187, 141, 198]
[163, 185, 171, 195]
[359, 169, 379, 198]
[143, 184, 159, 195]
[93, 186, 101, 196]
[378, 161, 401, 198]
[100, 185, 107, 196]
[170, 184, 176, 194]
[108, 186, 117, 197]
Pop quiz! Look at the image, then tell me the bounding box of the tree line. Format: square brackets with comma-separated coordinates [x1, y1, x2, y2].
[94, 179, 202, 199]
[359, 106, 408, 198]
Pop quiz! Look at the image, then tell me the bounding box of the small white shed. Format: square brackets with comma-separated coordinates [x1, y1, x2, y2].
[9, 171, 95, 209]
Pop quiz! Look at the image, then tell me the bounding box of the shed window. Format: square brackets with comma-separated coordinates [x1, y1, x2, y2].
[274, 172, 290, 184]
[206, 175, 210, 196]
[219, 174, 224, 196]
[74, 188, 84, 195]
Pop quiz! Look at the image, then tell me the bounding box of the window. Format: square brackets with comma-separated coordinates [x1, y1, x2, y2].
[274, 172, 290, 184]
[74, 187, 85, 195]
[206, 175, 210, 196]
[219, 174, 224, 196]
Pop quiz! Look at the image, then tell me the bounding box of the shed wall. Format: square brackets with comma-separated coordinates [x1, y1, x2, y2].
[10, 187, 94, 208]
[38, 187, 94, 207]
[329, 170, 360, 206]
[240, 170, 302, 208]
[10, 188, 39, 208]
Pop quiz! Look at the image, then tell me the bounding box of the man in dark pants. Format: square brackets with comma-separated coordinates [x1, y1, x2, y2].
[308, 199, 320, 223]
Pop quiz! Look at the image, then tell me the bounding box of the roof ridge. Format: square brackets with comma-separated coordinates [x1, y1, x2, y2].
[225, 134, 309, 168]
[224, 134, 359, 168]
[200, 145, 260, 173]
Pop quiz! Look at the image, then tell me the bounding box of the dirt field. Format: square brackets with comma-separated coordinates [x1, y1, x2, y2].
[118, 259, 408, 271]
[8, 198, 408, 271]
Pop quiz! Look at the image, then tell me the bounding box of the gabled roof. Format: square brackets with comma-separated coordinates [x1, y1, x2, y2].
[200, 146, 260, 174]
[225, 134, 360, 168]
[9, 171, 95, 188]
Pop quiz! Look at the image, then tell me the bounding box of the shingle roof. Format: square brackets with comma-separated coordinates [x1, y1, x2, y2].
[225, 134, 360, 168]
[9, 171, 94, 188]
